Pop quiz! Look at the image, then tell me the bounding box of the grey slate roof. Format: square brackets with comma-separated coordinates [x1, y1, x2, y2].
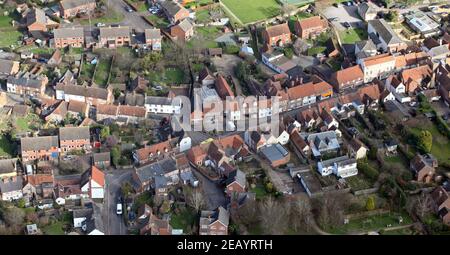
[160, 0, 184, 18]
[73, 208, 93, 219]
[145, 28, 162, 40]
[145, 96, 172, 106]
[0, 159, 18, 174]
[260, 144, 289, 163]
[356, 40, 376, 52]
[368, 19, 403, 45]
[93, 152, 110, 163]
[226, 169, 246, 188]
[54, 27, 84, 39]
[7, 77, 43, 89]
[0, 177, 23, 193]
[0, 59, 18, 75]
[21, 136, 59, 151]
[60, 0, 95, 10]
[26, 8, 47, 26]
[99, 26, 130, 39]
[56, 84, 109, 100]
[59, 126, 90, 141]
[177, 19, 193, 33]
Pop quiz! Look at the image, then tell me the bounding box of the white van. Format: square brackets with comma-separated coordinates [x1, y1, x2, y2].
[116, 203, 123, 215]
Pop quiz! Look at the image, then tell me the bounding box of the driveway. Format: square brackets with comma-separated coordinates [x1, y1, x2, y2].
[103, 169, 134, 235]
[192, 168, 227, 210]
[108, 0, 153, 33]
[322, 5, 365, 31]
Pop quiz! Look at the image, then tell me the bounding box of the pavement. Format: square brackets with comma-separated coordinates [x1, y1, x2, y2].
[192, 168, 227, 210]
[103, 169, 134, 235]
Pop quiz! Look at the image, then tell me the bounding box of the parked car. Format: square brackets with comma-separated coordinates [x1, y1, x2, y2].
[116, 203, 123, 215]
[96, 23, 105, 27]
[125, 6, 133, 12]
[343, 22, 351, 28]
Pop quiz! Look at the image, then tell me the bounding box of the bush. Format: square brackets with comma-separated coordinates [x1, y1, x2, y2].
[223, 45, 240, 55]
[366, 196, 376, 211]
[417, 130, 432, 153]
[265, 182, 274, 193]
[283, 47, 294, 59]
[357, 160, 379, 182]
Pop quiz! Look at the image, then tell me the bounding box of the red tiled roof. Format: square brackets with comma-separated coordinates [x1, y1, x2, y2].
[297, 16, 327, 30]
[97, 104, 118, 116]
[215, 75, 234, 99]
[118, 105, 146, 117]
[287, 80, 332, 100]
[362, 53, 395, 67]
[332, 65, 364, 86]
[136, 140, 172, 161]
[264, 23, 291, 38]
[27, 174, 54, 186]
[91, 166, 104, 187]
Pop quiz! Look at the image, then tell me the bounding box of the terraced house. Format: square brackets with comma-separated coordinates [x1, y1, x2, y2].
[55, 84, 113, 105]
[21, 136, 60, 162]
[53, 27, 85, 48]
[98, 26, 131, 48]
[59, 0, 96, 19]
[59, 126, 91, 154]
[6, 75, 48, 97]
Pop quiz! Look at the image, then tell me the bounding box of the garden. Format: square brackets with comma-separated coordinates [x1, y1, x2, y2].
[0, 9, 22, 49]
[339, 28, 368, 44]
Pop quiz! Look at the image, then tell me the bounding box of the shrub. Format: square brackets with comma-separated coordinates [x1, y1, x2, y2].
[366, 196, 376, 211]
[224, 45, 240, 55]
[417, 130, 432, 153]
[283, 47, 294, 59]
[357, 160, 379, 182]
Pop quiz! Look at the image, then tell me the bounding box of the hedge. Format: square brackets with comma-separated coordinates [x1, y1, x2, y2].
[357, 160, 379, 182]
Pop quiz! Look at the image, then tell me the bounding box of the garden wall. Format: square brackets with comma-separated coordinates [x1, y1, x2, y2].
[353, 187, 379, 196]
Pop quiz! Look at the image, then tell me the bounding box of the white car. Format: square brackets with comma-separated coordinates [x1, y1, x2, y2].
[116, 203, 123, 215]
[96, 23, 106, 27]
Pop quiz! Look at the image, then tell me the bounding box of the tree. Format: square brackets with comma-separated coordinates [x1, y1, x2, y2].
[293, 38, 308, 55]
[184, 187, 206, 212]
[385, 10, 399, 22]
[100, 126, 110, 140]
[259, 197, 288, 234]
[141, 52, 162, 71]
[4, 207, 25, 227]
[289, 199, 313, 233]
[113, 88, 121, 99]
[417, 130, 432, 153]
[366, 196, 376, 211]
[16, 198, 26, 208]
[111, 146, 120, 167]
[414, 193, 432, 219]
[121, 182, 134, 199]
[283, 47, 294, 59]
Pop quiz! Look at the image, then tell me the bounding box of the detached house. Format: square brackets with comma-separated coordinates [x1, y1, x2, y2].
[262, 23, 292, 47]
[160, 0, 190, 24]
[144, 28, 162, 51]
[53, 27, 84, 48]
[367, 19, 407, 53]
[348, 138, 368, 159]
[60, 0, 96, 19]
[410, 154, 437, 183]
[199, 206, 229, 235]
[431, 187, 450, 226]
[21, 136, 59, 162]
[317, 156, 357, 178]
[294, 16, 328, 39]
[170, 19, 194, 42]
[26, 8, 58, 32]
[59, 126, 91, 153]
[99, 26, 131, 48]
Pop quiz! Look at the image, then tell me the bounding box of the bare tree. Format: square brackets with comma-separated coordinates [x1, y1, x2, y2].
[185, 187, 206, 211]
[293, 38, 309, 55]
[414, 193, 433, 219]
[289, 199, 314, 233]
[313, 193, 348, 228]
[259, 197, 288, 234]
[230, 199, 260, 228]
[280, 2, 297, 18]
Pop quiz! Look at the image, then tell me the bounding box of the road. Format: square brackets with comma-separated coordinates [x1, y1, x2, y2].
[103, 169, 133, 235]
[108, 0, 153, 33]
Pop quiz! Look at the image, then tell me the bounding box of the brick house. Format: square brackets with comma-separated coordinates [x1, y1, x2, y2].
[133, 140, 174, 165]
[59, 126, 91, 154]
[225, 170, 246, 197]
[170, 19, 194, 42]
[26, 8, 58, 32]
[6, 75, 48, 97]
[144, 28, 162, 51]
[21, 136, 59, 162]
[199, 206, 229, 235]
[54, 27, 85, 48]
[160, 0, 190, 24]
[262, 23, 292, 47]
[99, 26, 131, 48]
[410, 154, 438, 183]
[330, 65, 364, 92]
[294, 16, 328, 39]
[431, 187, 450, 226]
[59, 0, 96, 19]
[187, 145, 208, 166]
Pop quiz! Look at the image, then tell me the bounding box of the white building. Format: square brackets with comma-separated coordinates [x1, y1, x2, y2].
[0, 177, 24, 201]
[81, 166, 105, 200]
[367, 19, 406, 53]
[317, 156, 358, 178]
[145, 96, 181, 114]
[405, 11, 441, 38]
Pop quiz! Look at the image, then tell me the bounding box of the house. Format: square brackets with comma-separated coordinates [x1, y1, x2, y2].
[48, 49, 62, 66]
[59, 0, 96, 19]
[26, 224, 40, 235]
[436, 65, 450, 106]
[431, 187, 450, 226]
[53, 27, 84, 48]
[26, 7, 58, 32]
[44, 101, 68, 123]
[21, 136, 59, 162]
[348, 138, 368, 159]
[286, 79, 333, 110]
[6, 75, 48, 97]
[22, 174, 55, 201]
[290, 130, 310, 159]
[306, 131, 340, 159]
[160, 0, 190, 24]
[410, 154, 437, 183]
[198, 67, 215, 86]
[215, 74, 234, 99]
[0, 59, 20, 77]
[140, 211, 173, 235]
[187, 145, 208, 167]
[320, 109, 339, 130]
[170, 19, 194, 42]
[400, 65, 432, 94]
[317, 156, 358, 178]
[367, 19, 407, 53]
[144, 28, 162, 51]
[0, 176, 24, 201]
[331, 65, 364, 92]
[259, 143, 290, 168]
[384, 139, 398, 155]
[405, 10, 441, 38]
[425, 45, 450, 63]
[99, 26, 131, 48]
[129, 76, 148, 95]
[59, 126, 91, 153]
[359, 54, 396, 83]
[73, 208, 93, 228]
[262, 23, 292, 47]
[294, 16, 328, 39]
[117, 105, 147, 124]
[132, 158, 179, 194]
[355, 40, 377, 60]
[225, 169, 246, 197]
[55, 84, 113, 105]
[199, 206, 229, 235]
[145, 96, 180, 114]
[81, 166, 105, 200]
[208, 48, 223, 58]
[93, 152, 110, 169]
[261, 51, 297, 74]
[133, 140, 174, 165]
[67, 100, 89, 118]
[358, 2, 378, 21]
[0, 159, 18, 179]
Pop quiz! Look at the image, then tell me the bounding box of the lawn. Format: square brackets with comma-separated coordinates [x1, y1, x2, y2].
[325, 212, 413, 234]
[170, 207, 197, 232]
[42, 222, 65, 235]
[339, 28, 368, 44]
[0, 12, 22, 49]
[250, 183, 268, 200]
[196, 9, 210, 23]
[165, 68, 185, 84]
[16, 114, 41, 132]
[346, 175, 373, 191]
[145, 15, 169, 29]
[0, 135, 13, 157]
[409, 122, 450, 165]
[382, 227, 414, 235]
[80, 7, 124, 25]
[93, 57, 112, 87]
[188, 26, 221, 49]
[79, 62, 96, 83]
[221, 0, 281, 24]
[307, 46, 326, 56]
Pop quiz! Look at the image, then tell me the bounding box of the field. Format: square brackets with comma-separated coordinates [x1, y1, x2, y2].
[339, 28, 368, 44]
[221, 0, 281, 24]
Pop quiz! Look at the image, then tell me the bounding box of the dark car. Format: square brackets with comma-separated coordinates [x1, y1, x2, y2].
[125, 6, 133, 12]
[343, 22, 351, 28]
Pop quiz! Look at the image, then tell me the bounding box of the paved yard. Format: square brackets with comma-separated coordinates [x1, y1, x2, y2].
[192, 169, 227, 210]
[322, 5, 365, 31]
